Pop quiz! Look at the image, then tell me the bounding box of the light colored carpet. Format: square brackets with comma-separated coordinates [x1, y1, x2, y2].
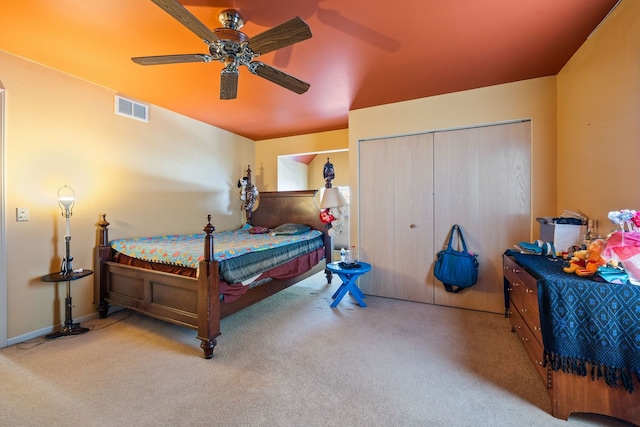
[0, 272, 635, 427]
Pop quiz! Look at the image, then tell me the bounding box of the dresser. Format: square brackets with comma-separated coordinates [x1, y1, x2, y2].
[503, 252, 640, 425]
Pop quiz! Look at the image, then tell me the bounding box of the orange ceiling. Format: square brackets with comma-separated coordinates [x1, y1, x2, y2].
[0, 0, 619, 140]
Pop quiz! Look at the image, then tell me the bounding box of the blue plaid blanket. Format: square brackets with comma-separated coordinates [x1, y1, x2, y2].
[505, 250, 640, 393]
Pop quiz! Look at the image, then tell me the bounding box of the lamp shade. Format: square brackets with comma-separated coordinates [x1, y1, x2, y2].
[59, 197, 74, 209]
[320, 187, 347, 209]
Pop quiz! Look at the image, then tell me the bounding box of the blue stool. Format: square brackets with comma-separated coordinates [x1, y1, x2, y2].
[326, 261, 371, 307]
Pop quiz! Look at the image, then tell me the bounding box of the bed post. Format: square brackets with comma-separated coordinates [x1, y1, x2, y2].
[197, 215, 221, 359]
[322, 158, 339, 283]
[242, 165, 258, 224]
[94, 214, 111, 318]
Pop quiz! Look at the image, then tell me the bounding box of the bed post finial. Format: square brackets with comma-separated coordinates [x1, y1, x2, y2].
[98, 213, 110, 247]
[323, 157, 335, 189]
[203, 215, 215, 262]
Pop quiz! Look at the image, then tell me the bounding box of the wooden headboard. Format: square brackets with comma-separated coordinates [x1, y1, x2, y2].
[249, 190, 324, 231]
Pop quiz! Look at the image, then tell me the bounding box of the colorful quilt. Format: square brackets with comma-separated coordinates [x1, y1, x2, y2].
[110, 224, 322, 270]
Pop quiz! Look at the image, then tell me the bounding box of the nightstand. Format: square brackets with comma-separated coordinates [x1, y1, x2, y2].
[326, 261, 371, 307]
[41, 269, 93, 339]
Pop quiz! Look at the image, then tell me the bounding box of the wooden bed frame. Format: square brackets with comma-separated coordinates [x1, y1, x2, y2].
[93, 190, 332, 359]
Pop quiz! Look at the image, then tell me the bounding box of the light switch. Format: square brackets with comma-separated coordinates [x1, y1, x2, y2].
[16, 207, 29, 222]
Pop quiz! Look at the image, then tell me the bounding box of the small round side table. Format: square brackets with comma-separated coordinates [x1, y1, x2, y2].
[41, 269, 93, 339]
[325, 261, 371, 307]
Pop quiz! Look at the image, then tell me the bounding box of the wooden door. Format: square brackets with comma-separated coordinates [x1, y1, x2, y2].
[433, 121, 531, 313]
[359, 133, 434, 303]
[0, 87, 5, 347]
[358, 121, 530, 313]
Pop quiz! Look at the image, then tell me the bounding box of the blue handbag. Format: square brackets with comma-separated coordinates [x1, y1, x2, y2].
[434, 224, 479, 293]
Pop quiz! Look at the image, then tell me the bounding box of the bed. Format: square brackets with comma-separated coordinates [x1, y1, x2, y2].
[93, 189, 332, 359]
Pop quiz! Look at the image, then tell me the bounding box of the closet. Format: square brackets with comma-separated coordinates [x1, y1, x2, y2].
[358, 121, 531, 314]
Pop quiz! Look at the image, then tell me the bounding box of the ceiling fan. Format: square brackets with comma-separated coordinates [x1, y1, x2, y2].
[132, 0, 313, 100]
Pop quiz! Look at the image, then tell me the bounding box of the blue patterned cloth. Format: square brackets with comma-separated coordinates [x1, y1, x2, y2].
[505, 250, 640, 392]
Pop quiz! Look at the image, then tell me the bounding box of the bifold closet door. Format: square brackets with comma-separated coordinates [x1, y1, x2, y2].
[359, 133, 435, 303]
[433, 121, 530, 313]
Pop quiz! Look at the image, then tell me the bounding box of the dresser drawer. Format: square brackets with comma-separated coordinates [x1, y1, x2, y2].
[520, 285, 542, 346]
[504, 254, 538, 289]
[504, 254, 542, 345]
[503, 255, 521, 288]
[504, 255, 525, 310]
[509, 302, 547, 386]
[508, 300, 526, 337]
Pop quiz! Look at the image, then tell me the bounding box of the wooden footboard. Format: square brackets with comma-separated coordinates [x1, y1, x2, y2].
[94, 214, 221, 358]
[93, 190, 331, 359]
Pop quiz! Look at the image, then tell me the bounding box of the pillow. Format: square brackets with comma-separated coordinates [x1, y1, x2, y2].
[248, 226, 270, 234]
[270, 223, 311, 236]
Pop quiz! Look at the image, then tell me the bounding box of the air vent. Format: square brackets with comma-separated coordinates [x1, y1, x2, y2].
[115, 95, 148, 122]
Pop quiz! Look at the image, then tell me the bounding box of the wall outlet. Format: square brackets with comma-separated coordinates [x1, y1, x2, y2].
[16, 207, 29, 222]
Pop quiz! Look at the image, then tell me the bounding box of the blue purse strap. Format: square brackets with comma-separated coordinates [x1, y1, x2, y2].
[446, 224, 468, 253]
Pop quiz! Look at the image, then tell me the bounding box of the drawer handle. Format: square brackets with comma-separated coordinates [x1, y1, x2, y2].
[513, 268, 520, 273]
[534, 326, 541, 331]
[521, 308, 528, 313]
[536, 360, 543, 366]
[522, 337, 529, 342]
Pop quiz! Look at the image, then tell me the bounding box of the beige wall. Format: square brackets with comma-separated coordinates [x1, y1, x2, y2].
[349, 77, 558, 248]
[254, 129, 349, 191]
[557, 0, 640, 237]
[1, 51, 253, 340]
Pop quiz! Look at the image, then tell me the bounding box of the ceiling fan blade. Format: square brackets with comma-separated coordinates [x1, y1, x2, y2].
[150, 0, 219, 43]
[250, 62, 310, 94]
[220, 68, 239, 100]
[246, 17, 312, 55]
[132, 54, 211, 65]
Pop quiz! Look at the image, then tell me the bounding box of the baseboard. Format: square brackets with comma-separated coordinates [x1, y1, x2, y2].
[5, 311, 99, 347]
